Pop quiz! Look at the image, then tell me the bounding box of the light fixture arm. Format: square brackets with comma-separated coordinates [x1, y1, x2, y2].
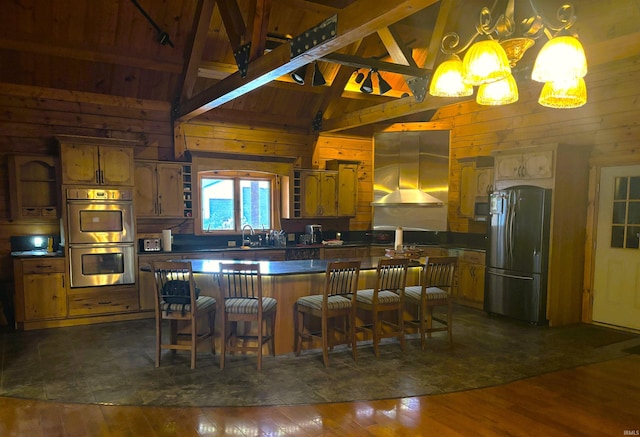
[439, 1, 578, 56]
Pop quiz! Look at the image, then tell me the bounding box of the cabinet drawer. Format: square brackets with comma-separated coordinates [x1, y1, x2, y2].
[68, 289, 139, 316]
[460, 251, 485, 264]
[22, 258, 65, 274]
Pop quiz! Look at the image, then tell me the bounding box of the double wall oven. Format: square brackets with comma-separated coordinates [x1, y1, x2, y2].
[66, 188, 135, 288]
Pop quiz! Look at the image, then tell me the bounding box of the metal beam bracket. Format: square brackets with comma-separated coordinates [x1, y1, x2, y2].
[291, 15, 338, 59]
[313, 111, 323, 132]
[234, 43, 251, 77]
[406, 76, 430, 103]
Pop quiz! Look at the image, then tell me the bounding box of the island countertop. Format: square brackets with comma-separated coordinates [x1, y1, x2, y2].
[185, 257, 421, 276]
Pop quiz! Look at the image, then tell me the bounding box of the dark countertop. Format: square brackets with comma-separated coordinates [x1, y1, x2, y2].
[187, 257, 421, 276]
[11, 250, 65, 258]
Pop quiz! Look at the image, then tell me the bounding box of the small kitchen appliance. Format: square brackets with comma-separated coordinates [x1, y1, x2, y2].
[306, 224, 323, 244]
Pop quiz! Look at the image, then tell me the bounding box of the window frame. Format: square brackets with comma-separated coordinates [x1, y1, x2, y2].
[196, 170, 277, 235]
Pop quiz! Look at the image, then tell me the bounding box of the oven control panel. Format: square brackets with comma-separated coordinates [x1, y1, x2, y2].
[66, 188, 133, 200]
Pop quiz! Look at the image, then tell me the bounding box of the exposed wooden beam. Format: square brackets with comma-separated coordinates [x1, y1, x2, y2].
[321, 94, 460, 132]
[377, 26, 417, 67]
[322, 52, 428, 77]
[180, 0, 217, 102]
[174, 0, 440, 123]
[248, 0, 272, 61]
[217, 0, 247, 49]
[0, 36, 182, 74]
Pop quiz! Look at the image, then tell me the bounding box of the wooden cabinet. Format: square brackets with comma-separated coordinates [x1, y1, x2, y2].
[458, 157, 493, 220]
[451, 250, 485, 309]
[321, 246, 369, 260]
[494, 149, 553, 182]
[59, 138, 134, 186]
[8, 155, 59, 220]
[68, 286, 139, 316]
[134, 161, 184, 217]
[300, 170, 338, 217]
[13, 258, 67, 326]
[326, 160, 359, 216]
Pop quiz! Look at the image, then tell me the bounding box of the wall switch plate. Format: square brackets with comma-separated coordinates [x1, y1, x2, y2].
[227, 241, 236, 247]
[287, 233, 296, 242]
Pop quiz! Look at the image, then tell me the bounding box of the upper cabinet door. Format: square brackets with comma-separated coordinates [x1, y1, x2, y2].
[156, 163, 183, 217]
[319, 171, 338, 216]
[60, 143, 134, 186]
[100, 147, 134, 186]
[60, 143, 101, 185]
[134, 162, 158, 216]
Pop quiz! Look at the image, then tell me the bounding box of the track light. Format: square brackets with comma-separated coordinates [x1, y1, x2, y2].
[354, 69, 365, 84]
[376, 71, 392, 95]
[312, 62, 326, 86]
[360, 70, 373, 94]
[291, 66, 307, 85]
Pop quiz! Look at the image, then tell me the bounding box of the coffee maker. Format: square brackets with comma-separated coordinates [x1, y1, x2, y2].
[306, 224, 323, 244]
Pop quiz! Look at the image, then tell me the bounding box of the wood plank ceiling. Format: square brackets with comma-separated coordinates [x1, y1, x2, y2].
[0, 0, 454, 137]
[2, 0, 632, 137]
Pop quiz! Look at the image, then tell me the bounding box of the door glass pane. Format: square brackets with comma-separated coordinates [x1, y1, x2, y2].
[201, 178, 235, 231]
[626, 226, 640, 249]
[611, 226, 625, 248]
[630, 177, 640, 199]
[614, 177, 628, 200]
[240, 180, 271, 229]
[629, 202, 640, 224]
[612, 202, 627, 224]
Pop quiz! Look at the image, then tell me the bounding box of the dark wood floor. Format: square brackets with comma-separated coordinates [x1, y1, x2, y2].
[1, 355, 638, 436]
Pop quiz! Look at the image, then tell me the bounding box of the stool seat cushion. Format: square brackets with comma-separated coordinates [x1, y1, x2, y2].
[225, 297, 277, 314]
[296, 294, 351, 311]
[160, 295, 216, 314]
[405, 285, 449, 301]
[356, 289, 400, 305]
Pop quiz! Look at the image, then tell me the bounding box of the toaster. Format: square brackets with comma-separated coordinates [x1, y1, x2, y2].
[140, 238, 162, 252]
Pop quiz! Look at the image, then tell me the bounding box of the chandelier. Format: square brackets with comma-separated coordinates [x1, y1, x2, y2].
[428, 0, 587, 108]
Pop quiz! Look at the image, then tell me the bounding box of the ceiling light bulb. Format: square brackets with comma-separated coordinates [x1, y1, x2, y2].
[476, 74, 518, 105]
[463, 39, 511, 86]
[429, 54, 473, 97]
[291, 66, 307, 85]
[532, 35, 587, 83]
[538, 77, 587, 108]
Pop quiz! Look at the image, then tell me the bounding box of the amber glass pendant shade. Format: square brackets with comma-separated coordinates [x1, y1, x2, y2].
[429, 55, 473, 97]
[462, 39, 511, 86]
[476, 74, 518, 105]
[538, 77, 587, 108]
[531, 36, 587, 83]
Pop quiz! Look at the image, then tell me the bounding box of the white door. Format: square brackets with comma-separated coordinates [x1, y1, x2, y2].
[593, 165, 640, 330]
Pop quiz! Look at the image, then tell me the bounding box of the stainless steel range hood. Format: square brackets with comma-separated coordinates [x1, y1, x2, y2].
[372, 130, 449, 231]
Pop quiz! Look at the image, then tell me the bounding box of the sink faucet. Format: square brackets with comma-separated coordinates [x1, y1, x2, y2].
[242, 224, 254, 246]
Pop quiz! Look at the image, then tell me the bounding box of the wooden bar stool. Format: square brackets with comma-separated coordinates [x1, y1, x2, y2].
[218, 263, 277, 371]
[405, 256, 457, 349]
[151, 261, 217, 369]
[294, 260, 361, 367]
[355, 257, 409, 357]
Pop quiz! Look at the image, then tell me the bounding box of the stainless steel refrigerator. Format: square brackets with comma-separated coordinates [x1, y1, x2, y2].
[484, 185, 552, 324]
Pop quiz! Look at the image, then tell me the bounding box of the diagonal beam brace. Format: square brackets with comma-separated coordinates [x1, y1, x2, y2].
[174, 0, 440, 123]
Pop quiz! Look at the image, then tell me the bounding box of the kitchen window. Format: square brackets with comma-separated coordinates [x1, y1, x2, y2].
[198, 171, 275, 233]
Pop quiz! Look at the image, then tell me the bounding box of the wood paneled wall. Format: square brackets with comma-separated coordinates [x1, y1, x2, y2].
[0, 84, 173, 282]
[178, 120, 374, 230]
[437, 54, 640, 233]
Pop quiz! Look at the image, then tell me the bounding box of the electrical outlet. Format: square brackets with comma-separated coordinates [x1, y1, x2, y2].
[227, 241, 236, 247]
[287, 233, 296, 242]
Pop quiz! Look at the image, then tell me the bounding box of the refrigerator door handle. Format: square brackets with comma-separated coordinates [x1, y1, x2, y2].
[487, 270, 534, 281]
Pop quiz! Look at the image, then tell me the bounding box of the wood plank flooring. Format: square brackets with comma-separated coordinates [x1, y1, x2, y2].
[1, 355, 638, 436]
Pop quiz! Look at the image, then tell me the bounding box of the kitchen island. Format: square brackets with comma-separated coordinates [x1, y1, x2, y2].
[147, 257, 422, 355]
